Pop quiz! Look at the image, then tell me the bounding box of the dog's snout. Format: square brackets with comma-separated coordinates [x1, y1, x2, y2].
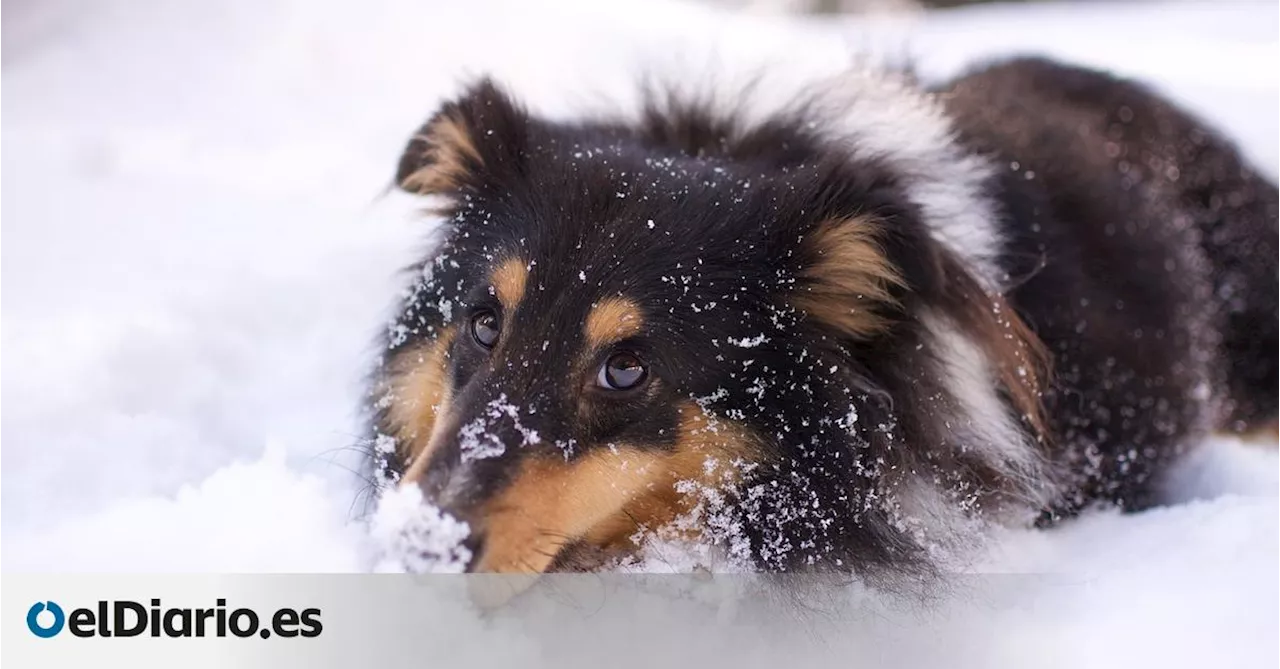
[408, 461, 489, 573]
[402, 385, 575, 575]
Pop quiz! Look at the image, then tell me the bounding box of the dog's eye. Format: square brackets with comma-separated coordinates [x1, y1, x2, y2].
[470, 310, 500, 349]
[597, 353, 648, 390]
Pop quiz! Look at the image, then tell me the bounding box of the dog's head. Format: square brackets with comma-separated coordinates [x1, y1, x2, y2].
[371, 78, 1047, 575]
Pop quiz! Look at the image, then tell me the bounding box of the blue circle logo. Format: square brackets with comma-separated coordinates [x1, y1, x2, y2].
[27, 601, 65, 638]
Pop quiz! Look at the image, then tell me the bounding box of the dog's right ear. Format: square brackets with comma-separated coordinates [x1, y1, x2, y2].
[394, 78, 529, 197]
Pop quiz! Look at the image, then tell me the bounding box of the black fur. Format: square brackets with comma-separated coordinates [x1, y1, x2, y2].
[936, 58, 1279, 515]
[367, 57, 1277, 577]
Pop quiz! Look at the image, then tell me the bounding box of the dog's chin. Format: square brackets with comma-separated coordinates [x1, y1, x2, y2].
[547, 539, 627, 573]
[462, 540, 627, 610]
[468, 539, 624, 574]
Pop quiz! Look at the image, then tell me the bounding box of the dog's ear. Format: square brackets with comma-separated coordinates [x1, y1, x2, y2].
[791, 215, 905, 340]
[395, 78, 529, 197]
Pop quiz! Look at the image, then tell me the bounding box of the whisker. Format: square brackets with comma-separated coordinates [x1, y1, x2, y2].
[533, 528, 576, 541]
[620, 507, 645, 530]
[516, 557, 544, 574]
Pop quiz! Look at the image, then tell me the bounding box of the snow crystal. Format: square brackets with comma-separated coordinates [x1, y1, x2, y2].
[837, 405, 860, 433]
[459, 394, 541, 464]
[458, 416, 507, 464]
[728, 334, 769, 348]
[373, 433, 397, 455]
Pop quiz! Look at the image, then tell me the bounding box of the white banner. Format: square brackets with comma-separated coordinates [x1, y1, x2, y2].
[0, 572, 1231, 668]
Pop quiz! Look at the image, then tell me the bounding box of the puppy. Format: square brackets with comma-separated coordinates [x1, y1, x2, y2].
[365, 57, 1278, 578]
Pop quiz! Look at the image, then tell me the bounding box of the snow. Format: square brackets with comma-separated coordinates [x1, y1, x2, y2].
[2, 0, 1276, 665]
[369, 486, 473, 574]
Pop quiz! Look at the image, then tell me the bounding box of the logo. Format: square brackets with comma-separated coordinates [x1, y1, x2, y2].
[27, 601, 66, 638]
[23, 599, 321, 639]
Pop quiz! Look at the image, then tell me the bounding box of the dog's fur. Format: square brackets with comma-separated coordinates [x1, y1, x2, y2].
[366, 57, 1278, 578]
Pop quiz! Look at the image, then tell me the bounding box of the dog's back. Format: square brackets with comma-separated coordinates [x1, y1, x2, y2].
[936, 57, 1278, 514]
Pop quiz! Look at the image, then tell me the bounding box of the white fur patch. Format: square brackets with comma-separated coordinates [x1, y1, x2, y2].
[920, 311, 1054, 516]
[884, 475, 984, 565]
[801, 65, 1005, 290]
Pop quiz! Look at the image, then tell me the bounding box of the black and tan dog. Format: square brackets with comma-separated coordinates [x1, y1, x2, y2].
[366, 57, 1277, 578]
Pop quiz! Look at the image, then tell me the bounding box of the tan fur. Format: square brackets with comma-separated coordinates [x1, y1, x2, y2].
[383, 327, 456, 483]
[491, 258, 528, 313]
[472, 402, 761, 573]
[794, 217, 904, 339]
[1222, 420, 1280, 445]
[399, 113, 483, 195]
[584, 403, 762, 550]
[583, 297, 644, 349]
[472, 451, 662, 573]
[985, 293, 1052, 442]
[942, 253, 1053, 444]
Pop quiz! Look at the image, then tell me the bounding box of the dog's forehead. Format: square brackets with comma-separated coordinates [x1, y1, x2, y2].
[448, 144, 801, 339]
[528, 159, 778, 269]
[515, 228, 744, 319]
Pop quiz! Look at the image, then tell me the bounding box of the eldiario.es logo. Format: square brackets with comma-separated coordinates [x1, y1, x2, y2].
[26, 599, 322, 639]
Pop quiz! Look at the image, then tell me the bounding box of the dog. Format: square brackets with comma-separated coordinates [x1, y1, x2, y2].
[365, 56, 1277, 578]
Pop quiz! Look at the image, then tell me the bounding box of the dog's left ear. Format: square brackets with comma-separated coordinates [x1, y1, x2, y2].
[394, 78, 529, 197]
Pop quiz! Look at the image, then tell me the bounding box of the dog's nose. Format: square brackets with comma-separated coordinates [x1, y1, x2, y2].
[417, 460, 451, 500]
[413, 460, 488, 562]
[461, 530, 486, 573]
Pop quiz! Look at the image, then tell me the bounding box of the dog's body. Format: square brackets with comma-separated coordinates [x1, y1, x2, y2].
[367, 57, 1277, 578]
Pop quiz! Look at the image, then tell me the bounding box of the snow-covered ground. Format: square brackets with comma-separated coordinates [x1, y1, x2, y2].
[3, 0, 1277, 665]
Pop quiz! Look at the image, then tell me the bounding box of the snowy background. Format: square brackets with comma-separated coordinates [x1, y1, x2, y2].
[2, 0, 1277, 665]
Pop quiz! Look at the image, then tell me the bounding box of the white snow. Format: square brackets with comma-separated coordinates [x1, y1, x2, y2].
[368, 485, 473, 574]
[728, 334, 769, 347]
[2, 0, 1276, 666]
